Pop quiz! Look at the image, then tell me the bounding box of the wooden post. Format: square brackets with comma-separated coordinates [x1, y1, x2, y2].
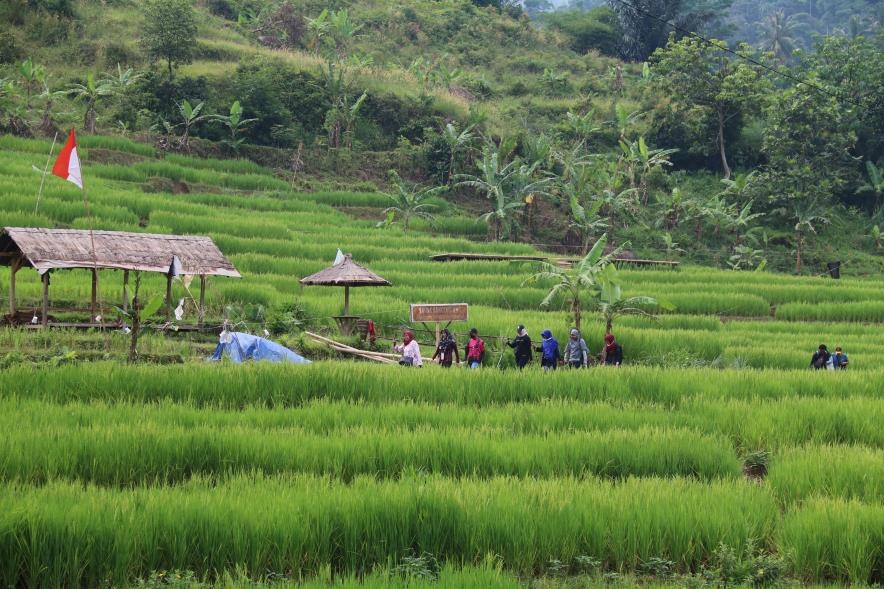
[41, 271, 49, 327]
[198, 275, 206, 326]
[91, 268, 98, 322]
[9, 257, 21, 316]
[343, 285, 350, 316]
[122, 270, 129, 312]
[166, 273, 173, 321]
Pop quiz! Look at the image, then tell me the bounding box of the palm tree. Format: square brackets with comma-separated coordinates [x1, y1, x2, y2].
[378, 170, 445, 233]
[523, 235, 623, 331]
[792, 198, 830, 274]
[761, 10, 804, 62]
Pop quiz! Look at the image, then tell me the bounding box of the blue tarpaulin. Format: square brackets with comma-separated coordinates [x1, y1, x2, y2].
[210, 331, 311, 364]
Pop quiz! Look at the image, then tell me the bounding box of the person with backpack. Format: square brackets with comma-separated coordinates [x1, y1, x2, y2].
[431, 328, 460, 368]
[563, 328, 589, 368]
[465, 327, 485, 369]
[507, 324, 533, 370]
[535, 329, 560, 371]
[810, 344, 830, 370]
[601, 333, 623, 366]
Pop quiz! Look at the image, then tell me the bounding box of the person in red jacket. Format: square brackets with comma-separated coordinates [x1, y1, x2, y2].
[464, 327, 485, 369]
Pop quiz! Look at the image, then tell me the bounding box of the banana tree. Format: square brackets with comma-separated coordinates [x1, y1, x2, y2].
[523, 235, 623, 331]
[456, 145, 551, 241]
[594, 263, 673, 334]
[378, 170, 445, 233]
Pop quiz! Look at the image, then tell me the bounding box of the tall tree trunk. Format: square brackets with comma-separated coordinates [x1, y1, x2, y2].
[718, 110, 732, 181]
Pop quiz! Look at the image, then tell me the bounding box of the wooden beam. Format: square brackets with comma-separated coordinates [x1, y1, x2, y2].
[166, 274, 173, 322]
[198, 275, 206, 326]
[41, 271, 49, 327]
[122, 270, 129, 312]
[9, 257, 21, 315]
[91, 268, 98, 322]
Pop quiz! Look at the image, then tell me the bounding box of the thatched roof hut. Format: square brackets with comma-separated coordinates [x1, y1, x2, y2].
[300, 253, 390, 318]
[0, 227, 240, 276]
[0, 227, 240, 325]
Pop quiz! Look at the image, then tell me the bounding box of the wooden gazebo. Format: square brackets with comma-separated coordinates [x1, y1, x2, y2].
[299, 253, 390, 334]
[0, 227, 240, 326]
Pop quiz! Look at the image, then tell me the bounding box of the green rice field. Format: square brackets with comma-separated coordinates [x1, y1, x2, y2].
[0, 136, 882, 587]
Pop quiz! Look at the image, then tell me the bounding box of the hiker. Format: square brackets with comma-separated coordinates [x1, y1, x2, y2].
[831, 346, 849, 369]
[431, 328, 460, 368]
[563, 328, 590, 368]
[536, 329, 560, 371]
[601, 333, 623, 366]
[464, 327, 485, 369]
[393, 329, 423, 367]
[810, 344, 830, 370]
[507, 324, 533, 370]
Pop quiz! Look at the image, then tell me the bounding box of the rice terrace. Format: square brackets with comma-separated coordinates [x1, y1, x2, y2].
[1, 0, 883, 587]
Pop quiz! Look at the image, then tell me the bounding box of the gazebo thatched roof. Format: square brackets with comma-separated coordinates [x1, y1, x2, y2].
[0, 227, 240, 277]
[299, 254, 390, 287]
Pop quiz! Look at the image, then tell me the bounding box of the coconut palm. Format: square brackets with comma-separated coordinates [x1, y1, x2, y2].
[523, 235, 623, 331]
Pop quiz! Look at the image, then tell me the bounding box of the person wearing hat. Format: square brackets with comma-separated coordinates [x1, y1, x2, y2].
[535, 329, 561, 371]
[563, 328, 590, 368]
[464, 327, 485, 369]
[507, 324, 533, 370]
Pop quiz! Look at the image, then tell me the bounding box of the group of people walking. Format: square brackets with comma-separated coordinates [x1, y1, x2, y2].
[394, 325, 622, 369]
[510, 325, 622, 371]
[810, 344, 849, 370]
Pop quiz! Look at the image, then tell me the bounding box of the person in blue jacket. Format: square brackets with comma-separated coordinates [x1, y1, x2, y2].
[831, 346, 849, 369]
[535, 329, 560, 371]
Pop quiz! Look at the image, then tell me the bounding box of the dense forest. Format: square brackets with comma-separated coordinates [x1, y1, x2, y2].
[1, 0, 882, 273]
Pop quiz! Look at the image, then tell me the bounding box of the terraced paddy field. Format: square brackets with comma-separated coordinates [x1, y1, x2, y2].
[0, 135, 882, 587]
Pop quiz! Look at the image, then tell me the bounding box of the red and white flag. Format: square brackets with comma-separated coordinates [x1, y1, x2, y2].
[52, 128, 83, 189]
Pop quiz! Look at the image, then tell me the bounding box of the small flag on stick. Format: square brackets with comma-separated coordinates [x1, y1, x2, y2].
[51, 128, 83, 189]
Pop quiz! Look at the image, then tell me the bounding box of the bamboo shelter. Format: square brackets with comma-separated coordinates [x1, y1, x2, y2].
[299, 253, 391, 335]
[0, 227, 240, 327]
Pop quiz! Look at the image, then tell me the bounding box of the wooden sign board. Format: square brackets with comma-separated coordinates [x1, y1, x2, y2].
[410, 303, 468, 323]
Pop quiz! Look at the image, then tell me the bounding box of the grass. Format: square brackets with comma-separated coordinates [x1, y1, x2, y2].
[0, 135, 882, 587]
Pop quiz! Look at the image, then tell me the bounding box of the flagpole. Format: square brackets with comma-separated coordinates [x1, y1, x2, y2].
[81, 160, 102, 325]
[34, 132, 59, 214]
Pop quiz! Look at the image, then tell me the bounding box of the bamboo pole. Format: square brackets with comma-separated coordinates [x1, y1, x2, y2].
[304, 331, 399, 363]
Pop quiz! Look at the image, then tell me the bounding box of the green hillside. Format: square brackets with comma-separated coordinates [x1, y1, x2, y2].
[2, 0, 882, 270]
